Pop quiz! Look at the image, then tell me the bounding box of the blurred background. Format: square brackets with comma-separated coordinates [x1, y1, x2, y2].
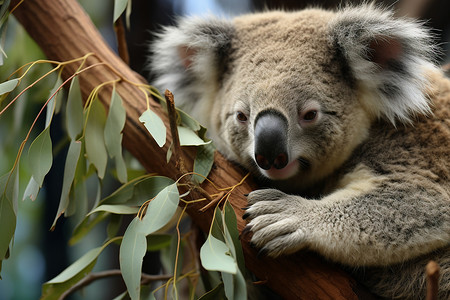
[0, 0, 448, 299]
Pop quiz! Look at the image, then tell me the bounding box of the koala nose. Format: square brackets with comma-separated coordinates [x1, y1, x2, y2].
[254, 110, 289, 170]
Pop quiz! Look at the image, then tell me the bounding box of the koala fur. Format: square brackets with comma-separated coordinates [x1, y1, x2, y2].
[150, 5, 450, 299]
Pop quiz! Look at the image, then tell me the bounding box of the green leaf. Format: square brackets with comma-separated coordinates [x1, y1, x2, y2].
[69, 211, 109, 246]
[104, 87, 127, 183]
[177, 109, 201, 131]
[120, 218, 147, 300]
[72, 176, 175, 244]
[41, 238, 119, 300]
[0, 78, 18, 96]
[66, 76, 83, 140]
[198, 283, 225, 300]
[139, 109, 166, 147]
[45, 94, 56, 129]
[0, 170, 18, 260]
[140, 183, 179, 235]
[120, 183, 179, 299]
[45, 76, 64, 128]
[131, 177, 176, 208]
[146, 234, 172, 251]
[222, 269, 247, 300]
[178, 126, 211, 146]
[107, 214, 122, 239]
[28, 127, 52, 187]
[101, 176, 174, 206]
[200, 235, 237, 274]
[193, 143, 215, 183]
[45, 76, 64, 126]
[223, 202, 245, 275]
[51, 140, 82, 229]
[113, 0, 128, 23]
[85, 98, 108, 179]
[88, 204, 139, 216]
[23, 176, 40, 201]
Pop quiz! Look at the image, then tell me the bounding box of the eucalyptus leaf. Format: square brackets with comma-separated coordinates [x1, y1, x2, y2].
[178, 126, 211, 146]
[41, 238, 119, 300]
[66, 76, 83, 140]
[105, 88, 127, 183]
[85, 98, 108, 179]
[222, 269, 247, 300]
[198, 283, 225, 300]
[146, 234, 172, 251]
[113, 0, 128, 23]
[45, 93, 56, 129]
[120, 218, 147, 300]
[107, 214, 122, 239]
[51, 140, 82, 230]
[88, 204, 139, 216]
[140, 183, 179, 236]
[200, 235, 237, 274]
[132, 177, 175, 208]
[101, 176, 174, 206]
[45, 76, 64, 126]
[45, 76, 64, 128]
[0, 171, 17, 260]
[28, 127, 52, 187]
[23, 176, 40, 201]
[223, 202, 245, 274]
[177, 108, 201, 131]
[0, 78, 18, 96]
[193, 143, 215, 183]
[139, 109, 166, 147]
[69, 211, 109, 246]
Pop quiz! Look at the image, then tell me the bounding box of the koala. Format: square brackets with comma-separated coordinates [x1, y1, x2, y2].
[150, 5, 450, 299]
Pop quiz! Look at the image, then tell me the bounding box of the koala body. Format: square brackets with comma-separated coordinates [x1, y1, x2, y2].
[151, 5, 450, 299]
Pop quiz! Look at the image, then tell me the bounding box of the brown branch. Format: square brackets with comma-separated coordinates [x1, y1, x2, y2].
[10, 0, 374, 298]
[59, 269, 172, 300]
[165, 89, 187, 176]
[114, 17, 130, 65]
[426, 261, 440, 300]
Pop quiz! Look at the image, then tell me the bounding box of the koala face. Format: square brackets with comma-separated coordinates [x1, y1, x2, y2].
[151, 6, 434, 190]
[214, 11, 374, 188]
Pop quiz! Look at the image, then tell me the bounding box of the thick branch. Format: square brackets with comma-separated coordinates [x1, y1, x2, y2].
[11, 0, 372, 298]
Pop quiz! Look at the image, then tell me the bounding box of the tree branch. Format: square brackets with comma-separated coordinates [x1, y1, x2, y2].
[59, 269, 172, 300]
[10, 0, 373, 298]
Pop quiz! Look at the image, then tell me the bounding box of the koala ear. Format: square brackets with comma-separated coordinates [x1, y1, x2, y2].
[150, 16, 234, 106]
[329, 5, 437, 124]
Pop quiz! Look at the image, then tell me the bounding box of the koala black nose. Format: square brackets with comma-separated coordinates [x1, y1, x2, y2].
[254, 110, 289, 170]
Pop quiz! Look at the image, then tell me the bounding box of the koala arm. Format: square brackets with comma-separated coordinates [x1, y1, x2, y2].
[244, 164, 450, 266]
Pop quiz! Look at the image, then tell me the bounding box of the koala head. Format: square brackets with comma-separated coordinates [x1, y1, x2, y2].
[151, 5, 436, 190]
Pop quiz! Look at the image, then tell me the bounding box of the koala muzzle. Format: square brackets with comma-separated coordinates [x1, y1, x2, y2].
[254, 110, 289, 170]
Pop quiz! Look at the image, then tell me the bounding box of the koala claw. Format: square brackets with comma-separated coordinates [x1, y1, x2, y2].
[246, 188, 288, 205]
[243, 189, 311, 257]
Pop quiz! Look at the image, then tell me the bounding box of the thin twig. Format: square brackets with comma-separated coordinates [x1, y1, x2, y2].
[113, 17, 130, 65]
[59, 269, 173, 299]
[426, 260, 440, 300]
[200, 191, 225, 212]
[165, 89, 187, 175]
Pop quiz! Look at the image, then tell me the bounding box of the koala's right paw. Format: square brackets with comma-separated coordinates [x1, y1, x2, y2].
[242, 189, 312, 257]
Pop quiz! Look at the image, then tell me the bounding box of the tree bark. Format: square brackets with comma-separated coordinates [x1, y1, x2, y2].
[10, 0, 374, 298]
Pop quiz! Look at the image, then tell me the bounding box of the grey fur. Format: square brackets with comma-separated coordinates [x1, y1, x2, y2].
[150, 5, 450, 299]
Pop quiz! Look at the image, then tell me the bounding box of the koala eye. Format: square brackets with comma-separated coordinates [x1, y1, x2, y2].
[236, 111, 248, 123]
[301, 110, 318, 122]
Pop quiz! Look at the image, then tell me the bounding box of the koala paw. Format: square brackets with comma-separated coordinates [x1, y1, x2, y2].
[242, 189, 313, 257]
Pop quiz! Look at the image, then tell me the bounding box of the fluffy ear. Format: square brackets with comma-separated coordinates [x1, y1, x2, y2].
[329, 5, 437, 124]
[150, 16, 234, 109]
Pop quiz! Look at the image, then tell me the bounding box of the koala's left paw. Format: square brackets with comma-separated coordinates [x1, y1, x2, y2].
[243, 189, 312, 257]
